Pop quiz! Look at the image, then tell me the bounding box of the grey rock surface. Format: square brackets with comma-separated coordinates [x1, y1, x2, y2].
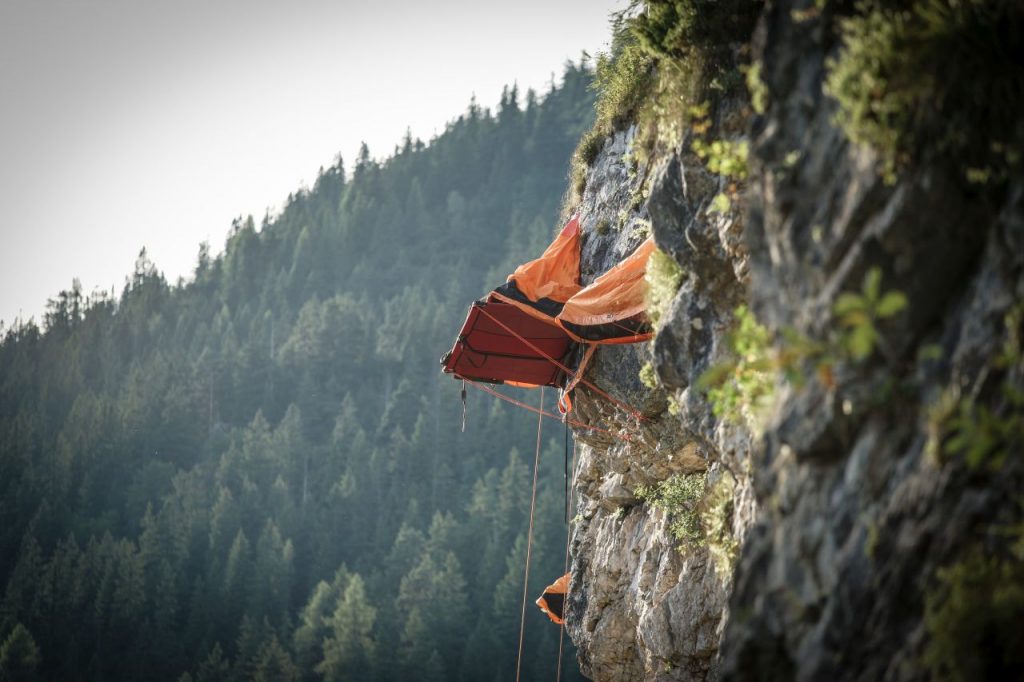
[566, 121, 756, 681]
[563, 2, 1023, 680]
[719, 4, 1024, 680]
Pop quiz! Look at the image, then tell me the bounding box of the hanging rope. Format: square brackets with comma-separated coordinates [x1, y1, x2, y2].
[556, 438, 579, 682]
[516, 387, 545, 682]
[461, 380, 467, 432]
[475, 306, 649, 423]
[563, 416, 569, 523]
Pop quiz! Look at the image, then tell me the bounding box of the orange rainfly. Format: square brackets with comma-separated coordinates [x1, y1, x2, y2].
[489, 215, 583, 325]
[558, 237, 655, 343]
[506, 215, 583, 305]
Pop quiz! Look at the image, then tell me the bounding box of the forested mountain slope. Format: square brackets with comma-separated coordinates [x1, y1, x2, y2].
[0, 62, 594, 681]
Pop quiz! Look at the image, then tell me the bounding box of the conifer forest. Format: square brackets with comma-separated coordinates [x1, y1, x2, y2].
[0, 63, 596, 681]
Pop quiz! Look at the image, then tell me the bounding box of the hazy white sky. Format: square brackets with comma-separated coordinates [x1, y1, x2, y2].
[0, 0, 624, 326]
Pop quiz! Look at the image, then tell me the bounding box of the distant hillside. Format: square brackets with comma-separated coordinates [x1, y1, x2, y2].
[0, 61, 594, 682]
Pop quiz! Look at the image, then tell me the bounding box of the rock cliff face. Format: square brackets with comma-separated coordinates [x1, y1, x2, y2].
[564, 2, 1023, 680]
[565, 121, 757, 680]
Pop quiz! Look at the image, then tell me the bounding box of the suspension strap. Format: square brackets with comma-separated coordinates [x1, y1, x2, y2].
[516, 387, 545, 682]
[462, 379, 631, 442]
[476, 306, 649, 423]
[559, 344, 596, 416]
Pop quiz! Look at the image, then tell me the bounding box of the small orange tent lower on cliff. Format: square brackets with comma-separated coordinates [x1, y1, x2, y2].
[441, 215, 656, 388]
[535, 572, 570, 624]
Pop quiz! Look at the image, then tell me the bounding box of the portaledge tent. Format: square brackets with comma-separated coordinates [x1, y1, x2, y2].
[441, 215, 656, 391]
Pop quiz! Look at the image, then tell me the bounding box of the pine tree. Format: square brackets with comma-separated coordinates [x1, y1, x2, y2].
[0, 623, 41, 682]
[253, 634, 299, 682]
[317, 574, 376, 682]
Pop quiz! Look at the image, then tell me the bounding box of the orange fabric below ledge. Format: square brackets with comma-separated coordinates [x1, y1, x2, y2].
[535, 572, 570, 625]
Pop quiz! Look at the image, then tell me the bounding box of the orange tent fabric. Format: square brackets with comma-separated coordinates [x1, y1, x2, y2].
[557, 238, 656, 344]
[506, 215, 582, 304]
[535, 573, 570, 625]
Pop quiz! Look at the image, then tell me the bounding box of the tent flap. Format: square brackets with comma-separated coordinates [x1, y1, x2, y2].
[506, 214, 582, 304]
[557, 238, 656, 343]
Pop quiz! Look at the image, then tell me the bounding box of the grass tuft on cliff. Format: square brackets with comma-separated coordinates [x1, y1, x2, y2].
[825, 0, 1024, 184]
[645, 247, 685, 328]
[565, 0, 764, 211]
[636, 473, 707, 545]
[925, 546, 1024, 681]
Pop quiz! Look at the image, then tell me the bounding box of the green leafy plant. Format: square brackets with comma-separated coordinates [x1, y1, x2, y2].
[645, 248, 685, 327]
[689, 112, 750, 213]
[635, 470, 738, 575]
[699, 269, 908, 426]
[925, 547, 1024, 681]
[636, 472, 707, 545]
[567, 32, 655, 204]
[941, 304, 1024, 470]
[703, 470, 739, 574]
[593, 41, 656, 133]
[707, 192, 732, 215]
[567, 0, 764, 215]
[944, 394, 1024, 470]
[639, 361, 659, 390]
[744, 61, 768, 114]
[697, 305, 775, 426]
[691, 138, 749, 180]
[628, 0, 763, 65]
[833, 267, 908, 361]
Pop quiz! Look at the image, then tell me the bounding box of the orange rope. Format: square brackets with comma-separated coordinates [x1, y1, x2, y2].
[516, 387, 545, 682]
[556, 438, 578, 681]
[463, 379, 631, 442]
[476, 305, 649, 423]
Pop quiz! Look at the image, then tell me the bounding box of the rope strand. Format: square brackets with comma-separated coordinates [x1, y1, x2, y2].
[515, 387, 545, 682]
[556, 438, 578, 682]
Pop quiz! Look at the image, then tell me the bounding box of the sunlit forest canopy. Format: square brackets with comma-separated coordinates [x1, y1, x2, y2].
[0, 61, 594, 681]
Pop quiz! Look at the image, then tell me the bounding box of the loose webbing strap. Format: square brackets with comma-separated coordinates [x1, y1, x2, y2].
[516, 388, 544, 682]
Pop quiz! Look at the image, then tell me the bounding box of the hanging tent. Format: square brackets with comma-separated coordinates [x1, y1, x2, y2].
[441, 215, 657, 392]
